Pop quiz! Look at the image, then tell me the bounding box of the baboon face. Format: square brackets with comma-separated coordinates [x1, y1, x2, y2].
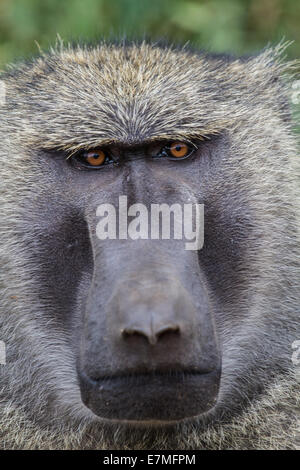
[25, 139, 227, 423]
[1, 44, 298, 434]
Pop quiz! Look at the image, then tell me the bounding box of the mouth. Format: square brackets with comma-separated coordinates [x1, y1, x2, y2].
[79, 368, 221, 424]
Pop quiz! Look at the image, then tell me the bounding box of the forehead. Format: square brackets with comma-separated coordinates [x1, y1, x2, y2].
[3, 44, 276, 150]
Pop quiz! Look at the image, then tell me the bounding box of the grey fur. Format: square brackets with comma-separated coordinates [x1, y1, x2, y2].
[0, 41, 299, 449]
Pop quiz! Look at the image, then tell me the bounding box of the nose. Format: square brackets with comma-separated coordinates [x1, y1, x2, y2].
[111, 276, 196, 350]
[121, 310, 181, 346]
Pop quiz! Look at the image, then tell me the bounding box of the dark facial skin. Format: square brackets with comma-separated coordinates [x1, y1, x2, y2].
[23, 136, 250, 425]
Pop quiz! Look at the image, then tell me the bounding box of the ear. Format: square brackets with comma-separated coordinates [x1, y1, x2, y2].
[246, 42, 299, 122]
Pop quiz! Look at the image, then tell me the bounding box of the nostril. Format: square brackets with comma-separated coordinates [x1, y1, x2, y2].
[121, 323, 181, 346]
[156, 325, 180, 341]
[122, 327, 156, 344]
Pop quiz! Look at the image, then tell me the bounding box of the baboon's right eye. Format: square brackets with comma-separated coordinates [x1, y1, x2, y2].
[84, 149, 106, 166]
[70, 149, 113, 169]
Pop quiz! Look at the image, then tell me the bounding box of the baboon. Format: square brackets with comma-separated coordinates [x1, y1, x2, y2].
[0, 41, 299, 450]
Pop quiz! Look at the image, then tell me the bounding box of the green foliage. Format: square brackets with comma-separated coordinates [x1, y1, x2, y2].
[0, 0, 299, 66]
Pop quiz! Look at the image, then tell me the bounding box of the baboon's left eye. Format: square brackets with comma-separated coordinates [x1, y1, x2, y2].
[163, 142, 195, 160]
[169, 142, 190, 158]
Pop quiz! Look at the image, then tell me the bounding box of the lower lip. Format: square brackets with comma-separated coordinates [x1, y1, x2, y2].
[80, 370, 221, 423]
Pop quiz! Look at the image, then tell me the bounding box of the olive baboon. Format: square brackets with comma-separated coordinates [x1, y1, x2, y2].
[0, 42, 299, 449]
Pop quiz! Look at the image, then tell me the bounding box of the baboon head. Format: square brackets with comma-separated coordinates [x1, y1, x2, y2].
[0, 42, 299, 444]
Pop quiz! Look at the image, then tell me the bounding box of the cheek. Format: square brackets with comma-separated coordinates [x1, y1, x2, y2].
[22, 200, 93, 326]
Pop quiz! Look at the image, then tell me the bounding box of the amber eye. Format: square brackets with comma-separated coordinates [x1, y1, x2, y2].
[84, 149, 106, 166]
[168, 142, 190, 158]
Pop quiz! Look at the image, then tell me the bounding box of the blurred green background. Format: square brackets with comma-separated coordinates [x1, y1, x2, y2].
[0, 0, 299, 67]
